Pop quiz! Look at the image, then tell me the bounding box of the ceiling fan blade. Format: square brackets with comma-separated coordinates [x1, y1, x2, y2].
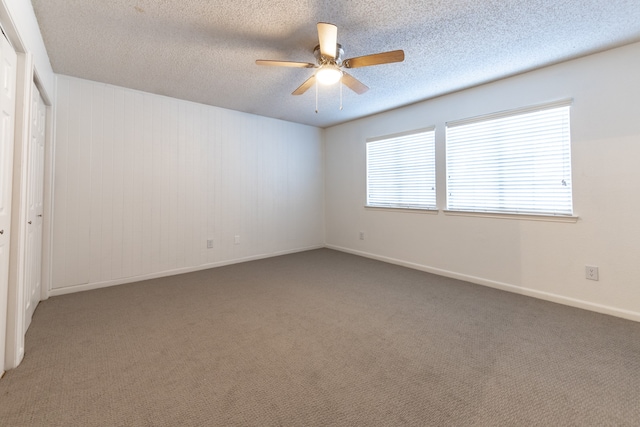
[341, 72, 369, 95]
[343, 50, 405, 68]
[317, 22, 338, 59]
[292, 75, 316, 95]
[256, 60, 315, 68]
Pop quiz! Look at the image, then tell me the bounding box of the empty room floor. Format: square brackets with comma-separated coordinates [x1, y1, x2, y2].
[1, 249, 638, 426]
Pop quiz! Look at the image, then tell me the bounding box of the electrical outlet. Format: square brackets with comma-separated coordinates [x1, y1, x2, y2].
[359, 231, 365, 240]
[234, 235, 240, 245]
[585, 266, 599, 281]
[206, 239, 213, 249]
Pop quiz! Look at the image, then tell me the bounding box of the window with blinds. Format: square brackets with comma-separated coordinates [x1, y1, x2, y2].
[366, 128, 436, 210]
[446, 103, 573, 216]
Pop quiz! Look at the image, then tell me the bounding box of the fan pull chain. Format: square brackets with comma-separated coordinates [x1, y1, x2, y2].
[315, 80, 319, 114]
[339, 79, 343, 110]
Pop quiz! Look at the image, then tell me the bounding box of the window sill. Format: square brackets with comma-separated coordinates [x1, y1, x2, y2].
[443, 210, 579, 223]
[365, 206, 439, 214]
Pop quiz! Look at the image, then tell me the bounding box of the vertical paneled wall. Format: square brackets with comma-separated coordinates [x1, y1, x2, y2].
[52, 75, 324, 293]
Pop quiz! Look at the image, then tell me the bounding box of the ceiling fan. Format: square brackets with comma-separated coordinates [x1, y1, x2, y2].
[256, 22, 405, 97]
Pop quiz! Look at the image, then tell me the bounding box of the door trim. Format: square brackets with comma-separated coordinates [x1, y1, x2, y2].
[5, 52, 33, 369]
[0, 25, 18, 377]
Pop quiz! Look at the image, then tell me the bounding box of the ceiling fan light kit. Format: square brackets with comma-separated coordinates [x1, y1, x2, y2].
[256, 22, 405, 112]
[316, 65, 342, 85]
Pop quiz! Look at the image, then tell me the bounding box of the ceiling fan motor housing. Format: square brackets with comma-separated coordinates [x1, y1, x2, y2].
[314, 44, 344, 66]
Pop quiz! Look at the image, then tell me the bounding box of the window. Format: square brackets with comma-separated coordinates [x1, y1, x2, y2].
[446, 103, 573, 216]
[366, 128, 436, 210]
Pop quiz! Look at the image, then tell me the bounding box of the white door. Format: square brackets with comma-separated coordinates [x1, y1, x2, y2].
[0, 34, 18, 374]
[24, 83, 46, 331]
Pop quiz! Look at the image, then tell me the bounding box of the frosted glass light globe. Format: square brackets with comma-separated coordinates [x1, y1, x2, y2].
[316, 65, 342, 85]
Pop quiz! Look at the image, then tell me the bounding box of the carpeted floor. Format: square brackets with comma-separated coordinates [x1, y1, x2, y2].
[1, 248, 639, 426]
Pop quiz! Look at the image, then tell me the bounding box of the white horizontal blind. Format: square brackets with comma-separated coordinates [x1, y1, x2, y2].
[367, 129, 436, 209]
[446, 105, 572, 215]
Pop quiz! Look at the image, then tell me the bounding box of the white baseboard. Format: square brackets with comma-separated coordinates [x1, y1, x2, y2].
[49, 245, 324, 297]
[48, 243, 640, 323]
[326, 244, 640, 323]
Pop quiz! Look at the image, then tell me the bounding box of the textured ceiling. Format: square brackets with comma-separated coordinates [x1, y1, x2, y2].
[31, 0, 640, 128]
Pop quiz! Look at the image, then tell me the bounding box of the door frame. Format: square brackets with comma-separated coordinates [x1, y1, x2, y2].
[0, 24, 18, 377]
[0, 4, 55, 371]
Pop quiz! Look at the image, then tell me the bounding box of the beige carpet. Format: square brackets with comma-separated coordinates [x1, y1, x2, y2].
[1, 249, 639, 426]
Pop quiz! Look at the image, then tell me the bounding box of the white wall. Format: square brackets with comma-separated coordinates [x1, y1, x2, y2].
[52, 75, 324, 294]
[325, 41, 640, 321]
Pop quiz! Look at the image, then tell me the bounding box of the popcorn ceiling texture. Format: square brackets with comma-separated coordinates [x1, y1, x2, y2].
[31, 0, 640, 127]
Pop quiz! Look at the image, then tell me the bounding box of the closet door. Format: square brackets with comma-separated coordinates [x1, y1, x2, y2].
[0, 34, 17, 373]
[24, 83, 46, 331]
